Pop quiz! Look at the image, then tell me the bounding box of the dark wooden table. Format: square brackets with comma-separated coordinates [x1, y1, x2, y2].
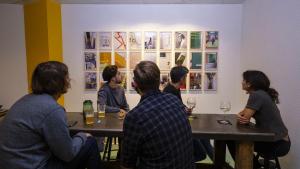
[68, 112, 275, 169]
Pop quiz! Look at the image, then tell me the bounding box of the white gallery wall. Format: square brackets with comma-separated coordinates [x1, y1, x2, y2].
[61, 4, 244, 114]
[241, 0, 300, 168]
[0, 5, 28, 108]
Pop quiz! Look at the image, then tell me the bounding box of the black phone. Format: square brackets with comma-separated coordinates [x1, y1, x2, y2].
[68, 120, 78, 127]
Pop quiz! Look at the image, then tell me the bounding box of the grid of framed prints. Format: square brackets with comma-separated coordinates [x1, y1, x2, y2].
[83, 31, 219, 92]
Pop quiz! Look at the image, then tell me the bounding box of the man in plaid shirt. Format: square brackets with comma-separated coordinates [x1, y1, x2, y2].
[121, 61, 194, 169]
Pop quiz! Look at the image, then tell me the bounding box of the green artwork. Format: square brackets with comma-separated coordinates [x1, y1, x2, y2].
[190, 52, 202, 69]
[190, 32, 201, 49]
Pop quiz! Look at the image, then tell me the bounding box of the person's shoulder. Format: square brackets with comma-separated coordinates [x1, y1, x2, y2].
[163, 83, 173, 92]
[161, 92, 181, 101]
[98, 83, 110, 92]
[252, 90, 268, 97]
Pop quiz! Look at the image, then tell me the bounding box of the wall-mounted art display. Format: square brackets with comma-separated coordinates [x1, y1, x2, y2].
[84, 52, 97, 71]
[190, 31, 202, 49]
[160, 32, 172, 50]
[190, 52, 202, 70]
[144, 32, 157, 49]
[99, 52, 112, 71]
[129, 72, 135, 91]
[205, 31, 219, 49]
[159, 52, 172, 70]
[129, 52, 141, 69]
[115, 52, 127, 70]
[160, 73, 170, 91]
[190, 73, 202, 90]
[85, 72, 97, 90]
[204, 72, 217, 91]
[175, 52, 187, 67]
[175, 31, 187, 49]
[82, 30, 219, 93]
[129, 32, 142, 50]
[84, 32, 96, 50]
[205, 52, 217, 70]
[144, 52, 157, 63]
[120, 72, 127, 89]
[99, 32, 112, 50]
[114, 32, 127, 50]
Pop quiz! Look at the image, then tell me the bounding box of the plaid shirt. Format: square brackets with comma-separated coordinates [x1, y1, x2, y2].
[121, 90, 194, 169]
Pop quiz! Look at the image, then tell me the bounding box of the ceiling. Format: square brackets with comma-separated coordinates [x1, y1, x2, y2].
[0, 0, 246, 4]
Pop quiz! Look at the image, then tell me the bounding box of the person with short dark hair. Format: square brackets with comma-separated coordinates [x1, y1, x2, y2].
[97, 65, 129, 114]
[227, 70, 290, 167]
[163, 66, 214, 162]
[121, 61, 194, 169]
[164, 65, 189, 102]
[97, 65, 129, 158]
[0, 61, 102, 169]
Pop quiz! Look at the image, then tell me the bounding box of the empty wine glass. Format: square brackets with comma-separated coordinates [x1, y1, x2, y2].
[187, 97, 196, 109]
[219, 101, 231, 124]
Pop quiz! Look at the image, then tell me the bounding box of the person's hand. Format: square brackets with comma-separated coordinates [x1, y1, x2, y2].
[85, 133, 93, 137]
[237, 112, 250, 124]
[118, 109, 127, 119]
[185, 107, 193, 116]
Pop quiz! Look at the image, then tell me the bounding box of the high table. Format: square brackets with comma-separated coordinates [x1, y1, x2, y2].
[68, 112, 275, 169]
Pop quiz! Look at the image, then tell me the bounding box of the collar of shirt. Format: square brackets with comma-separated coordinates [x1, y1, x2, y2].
[140, 90, 161, 102]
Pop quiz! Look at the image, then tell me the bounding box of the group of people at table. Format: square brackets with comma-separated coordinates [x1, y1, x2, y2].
[0, 61, 291, 169]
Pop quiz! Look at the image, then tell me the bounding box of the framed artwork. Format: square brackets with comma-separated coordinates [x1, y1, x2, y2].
[99, 72, 105, 88]
[205, 52, 218, 70]
[190, 31, 202, 49]
[84, 32, 96, 50]
[175, 31, 187, 49]
[190, 52, 202, 70]
[160, 73, 170, 91]
[84, 52, 97, 71]
[99, 32, 112, 50]
[99, 52, 112, 71]
[175, 52, 187, 67]
[129, 72, 135, 91]
[115, 52, 127, 70]
[160, 32, 172, 50]
[120, 72, 127, 90]
[144, 52, 157, 63]
[205, 31, 219, 49]
[190, 72, 202, 90]
[114, 32, 127, 50]
[129, 32, 142, 50]
[129, 52, 141, 69]
[144, 32, 157, 49]
[159, 52, 171, 70]
[85, 72, 97, 90]
[204, 72, 217, 91]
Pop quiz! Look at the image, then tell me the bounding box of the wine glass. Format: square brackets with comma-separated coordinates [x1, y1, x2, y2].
[187, 97, 196, 115]
[219, 101, 231, 124]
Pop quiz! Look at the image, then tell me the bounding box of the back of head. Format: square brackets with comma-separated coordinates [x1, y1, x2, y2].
[102, 65, 118, 82]
[31, 61, 69, 96]
[170, 66, 189, 83]
[243, 70, 279, 103]
[133, 61, 160, 93]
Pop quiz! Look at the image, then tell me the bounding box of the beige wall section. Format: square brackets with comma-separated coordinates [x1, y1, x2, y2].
[0, 4, 28, 108]
[24, 0, 64, 105]
[241, 0, 300, 168]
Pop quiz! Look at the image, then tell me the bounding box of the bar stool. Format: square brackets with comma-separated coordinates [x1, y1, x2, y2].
[102, 137, 121, 161]
[255, 153, 281, 169]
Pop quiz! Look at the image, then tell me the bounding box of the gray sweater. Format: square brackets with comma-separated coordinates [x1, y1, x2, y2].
[0, 94, 87, 169]
[97, 83, 129, 113]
